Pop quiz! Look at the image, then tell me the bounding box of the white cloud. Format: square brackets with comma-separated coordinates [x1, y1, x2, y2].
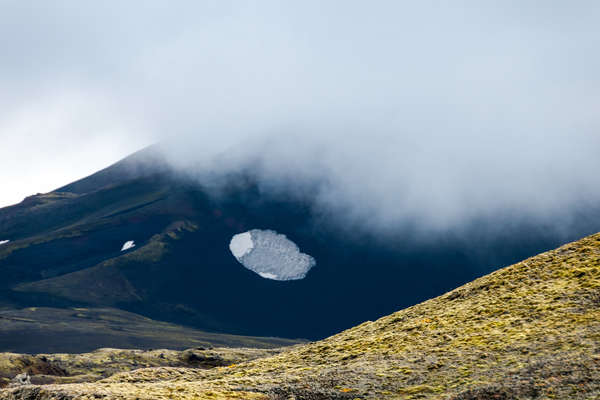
[0, 89, 150, 206]
[0, 1, 598, 233]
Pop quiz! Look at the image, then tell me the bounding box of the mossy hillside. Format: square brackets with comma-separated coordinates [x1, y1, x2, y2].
[0, 347, 283, 388]
[0, 185, 177, 300]
[0, 176, 170, 248]
[13, 221, 198, 305]
[3, 232, 597, 399]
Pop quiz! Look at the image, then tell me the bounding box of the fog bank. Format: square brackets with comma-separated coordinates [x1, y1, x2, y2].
[1, 1, 599, 234]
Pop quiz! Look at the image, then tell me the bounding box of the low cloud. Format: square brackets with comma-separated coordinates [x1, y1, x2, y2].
[1, 1, 599, 236]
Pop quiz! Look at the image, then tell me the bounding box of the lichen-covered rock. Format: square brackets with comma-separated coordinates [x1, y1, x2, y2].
[8, 373, 30, 387]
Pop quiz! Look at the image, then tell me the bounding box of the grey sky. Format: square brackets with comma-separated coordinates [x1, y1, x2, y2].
[1, 1, 599, 232]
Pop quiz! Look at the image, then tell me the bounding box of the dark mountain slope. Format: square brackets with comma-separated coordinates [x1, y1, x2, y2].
[0, 307, 299, 355]
[55, 145, 171, 195]
[3, 231, 599, 399]
[1, 147, 600, 345]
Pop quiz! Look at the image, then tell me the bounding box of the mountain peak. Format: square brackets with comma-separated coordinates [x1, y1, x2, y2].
[55, 145, 170, 195]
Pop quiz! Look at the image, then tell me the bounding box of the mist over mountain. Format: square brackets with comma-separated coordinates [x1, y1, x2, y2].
[1, 2, 599, 237]
[3, 3, 600, 398]
[1, 0, 599, 344]
[1, 147, 599, 345]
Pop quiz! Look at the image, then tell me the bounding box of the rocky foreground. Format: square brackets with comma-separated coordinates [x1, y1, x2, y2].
[0, 347, 283, 389]
[1, 232, 599, 399]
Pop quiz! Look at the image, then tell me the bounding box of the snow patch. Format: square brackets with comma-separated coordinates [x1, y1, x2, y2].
[229, 229, 316, 281]
[258, 272, 279, 280]
[121, 240, 136, 251]
[229, 232, 254, 258]
[0, 240, 9, 245]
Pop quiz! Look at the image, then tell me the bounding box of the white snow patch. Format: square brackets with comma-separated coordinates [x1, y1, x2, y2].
[121, 240, 136, 251]
[229, 229, 316, 281]
[229, 232, 254, 258]
[258, 272, 279, 280]
[0, 240, 9, 246]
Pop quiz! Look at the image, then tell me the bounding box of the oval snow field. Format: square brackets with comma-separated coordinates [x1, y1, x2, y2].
[229, 229, 316, 281]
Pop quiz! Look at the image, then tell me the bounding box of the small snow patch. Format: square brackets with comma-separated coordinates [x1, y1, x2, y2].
[121, 241, 136, 251]
[229, 229, 316, 281]
[258, 272, 279, 280]
[229, 232, 254, 258]
[0, 240, 9, 246]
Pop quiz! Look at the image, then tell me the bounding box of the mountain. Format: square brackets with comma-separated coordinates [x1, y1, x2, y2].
[1, 146, 600, 345]
[2, 231, 599, 399]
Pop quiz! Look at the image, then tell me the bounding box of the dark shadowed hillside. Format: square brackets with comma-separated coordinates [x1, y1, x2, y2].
[1, 147, 600, 347]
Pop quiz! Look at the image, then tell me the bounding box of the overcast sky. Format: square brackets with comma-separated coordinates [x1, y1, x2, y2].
[1, 1, 599, 231]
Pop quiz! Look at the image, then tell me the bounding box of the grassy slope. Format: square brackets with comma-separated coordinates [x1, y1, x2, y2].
[2, 231, 598, 399]
[12, 227, 180, 306]
[0, 347, 285, 389]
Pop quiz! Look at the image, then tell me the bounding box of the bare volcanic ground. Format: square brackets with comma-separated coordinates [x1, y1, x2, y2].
[1, 232, 599, 399]
[0, 307, 300, 355]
